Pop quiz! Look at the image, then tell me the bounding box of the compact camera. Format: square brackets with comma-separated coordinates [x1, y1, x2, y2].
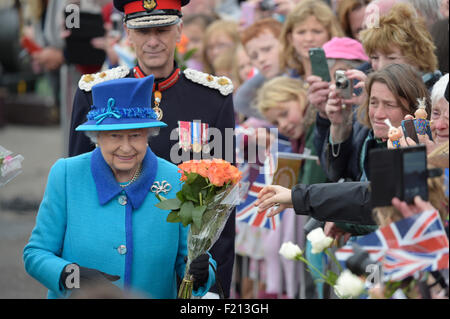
[335, 70, 353, 100]
[259, 0, 277, 11]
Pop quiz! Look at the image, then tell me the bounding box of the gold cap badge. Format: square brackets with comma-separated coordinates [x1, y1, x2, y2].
[143, 0, 157, 11]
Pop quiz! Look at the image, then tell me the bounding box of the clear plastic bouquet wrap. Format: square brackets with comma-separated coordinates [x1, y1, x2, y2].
[155, 159, 242, 298]
[0, 145, 24, 187]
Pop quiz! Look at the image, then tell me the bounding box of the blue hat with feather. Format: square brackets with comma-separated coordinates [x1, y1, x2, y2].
[76, 75, 167, 131]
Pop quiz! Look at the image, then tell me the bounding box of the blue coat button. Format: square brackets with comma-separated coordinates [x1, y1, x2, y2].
[118, 195, 127, 205]
[117, 245, 127, 255]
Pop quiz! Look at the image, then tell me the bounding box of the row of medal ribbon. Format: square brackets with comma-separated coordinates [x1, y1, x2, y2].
[178, 120, 210, 153]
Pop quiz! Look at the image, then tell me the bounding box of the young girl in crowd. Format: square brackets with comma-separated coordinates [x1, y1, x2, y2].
[279, 0, 344, 80]
[182, 13, 216, 71]
[201, 19, 240, 75]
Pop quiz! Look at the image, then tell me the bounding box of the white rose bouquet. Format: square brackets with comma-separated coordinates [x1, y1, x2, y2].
[280, 228, 366, 299]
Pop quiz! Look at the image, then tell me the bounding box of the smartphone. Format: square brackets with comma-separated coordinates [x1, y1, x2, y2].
[309, 48, 331, 82]
[401, 119, 419, 144]
[109, 12, 123, 38]
[240, 2, 256, 29]
[369, 145, 428, 206]
[402, 146, 428, 203]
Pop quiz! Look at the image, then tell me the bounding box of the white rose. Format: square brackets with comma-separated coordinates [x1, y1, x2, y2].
[334, 270, 365, 298]
[306, 227, 334, 254]
[279, 241, 302, 260]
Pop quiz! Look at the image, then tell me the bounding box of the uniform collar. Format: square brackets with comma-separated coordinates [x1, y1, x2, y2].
[132, 63, 181, 92]
[91, 146, 158, 210]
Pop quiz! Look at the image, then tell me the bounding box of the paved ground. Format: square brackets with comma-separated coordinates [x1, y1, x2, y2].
[0, 124, 64, 298]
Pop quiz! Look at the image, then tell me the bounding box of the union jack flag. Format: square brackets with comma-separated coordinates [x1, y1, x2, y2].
[336, 210, 449, 281]
[236, 165, 285, 230]
[235, 127, 291, 230]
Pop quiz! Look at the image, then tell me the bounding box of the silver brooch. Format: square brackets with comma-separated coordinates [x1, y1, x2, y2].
[150, 180, 172, 195]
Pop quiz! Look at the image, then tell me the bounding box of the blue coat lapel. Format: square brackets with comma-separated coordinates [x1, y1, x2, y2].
[91, 146, 158, 210]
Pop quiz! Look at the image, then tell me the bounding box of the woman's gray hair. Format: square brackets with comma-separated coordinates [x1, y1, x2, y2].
[84, 127, 160, 145]
[431, 73, 449, 106]
[399, 0, 443, 27]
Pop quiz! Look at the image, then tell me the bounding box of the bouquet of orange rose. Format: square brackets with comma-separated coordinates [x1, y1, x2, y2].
[155, 159, 242, 298]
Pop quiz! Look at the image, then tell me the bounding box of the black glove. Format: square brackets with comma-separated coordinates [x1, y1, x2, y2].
[60, 263, 120, 290]
[189, 254, 210, 290]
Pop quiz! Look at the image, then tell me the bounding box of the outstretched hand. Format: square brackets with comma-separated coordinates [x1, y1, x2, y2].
[324, 222, 352, 244]
[391, 196, 437, 218]
[254, 185, 293, 217]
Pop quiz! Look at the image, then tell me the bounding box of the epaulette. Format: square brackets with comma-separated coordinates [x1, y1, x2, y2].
[78, 65, 130, 92]
[183, 68, 233, 96]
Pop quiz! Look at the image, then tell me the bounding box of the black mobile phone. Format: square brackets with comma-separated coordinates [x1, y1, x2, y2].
[368, 145, 428, 206]
[402, 146, 428, 203]
[309, 48, 331, 82]
[401, 119, 419, 144]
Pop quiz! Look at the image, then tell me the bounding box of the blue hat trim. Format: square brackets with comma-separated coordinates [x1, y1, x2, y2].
[87, 97, 158, 124]
[75, 75, 167, 131]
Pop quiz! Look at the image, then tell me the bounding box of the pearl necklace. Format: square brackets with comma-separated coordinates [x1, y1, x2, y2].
[120, 164, 142, 188]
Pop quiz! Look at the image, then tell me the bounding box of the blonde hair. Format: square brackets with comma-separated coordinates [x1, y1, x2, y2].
[256, 76, 316, 130]
[279, 0, 344, 76]
[212, 48, 235, 85]
[230, 45, 248, 89]
[359, 3, 438, 73]
[201, 19, 239, 74]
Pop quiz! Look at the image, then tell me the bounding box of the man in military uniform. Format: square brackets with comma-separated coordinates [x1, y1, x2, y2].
[68, 0, 236, 298]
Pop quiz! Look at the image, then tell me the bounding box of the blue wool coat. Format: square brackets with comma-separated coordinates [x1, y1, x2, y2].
[23, 147, 215, 299]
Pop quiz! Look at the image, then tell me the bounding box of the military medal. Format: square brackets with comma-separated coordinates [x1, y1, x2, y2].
[153, 90, 163, 120]
[201, 123, 210, 153]
[132, 66, 181, 122]
[192, 120, 202, 153]
[178, 121, 191, 152]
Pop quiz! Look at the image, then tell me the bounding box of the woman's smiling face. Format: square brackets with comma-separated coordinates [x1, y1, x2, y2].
[97, 128, 149, 180]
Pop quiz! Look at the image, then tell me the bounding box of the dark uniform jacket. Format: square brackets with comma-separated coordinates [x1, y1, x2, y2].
[68, 65, 236, 298]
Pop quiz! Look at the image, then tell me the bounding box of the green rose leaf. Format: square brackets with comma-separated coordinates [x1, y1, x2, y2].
[179, 201, 194, 227]
[192, 205, 207, 229]
[166, 211, 181, 223]
[176, 190, 186, 202]
[155, 197, 182, 211]
[182, 183, 199, 203]
[186, 173, 198, 184]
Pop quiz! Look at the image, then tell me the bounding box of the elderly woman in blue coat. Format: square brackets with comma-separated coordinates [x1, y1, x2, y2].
[23, 75, 215, 298]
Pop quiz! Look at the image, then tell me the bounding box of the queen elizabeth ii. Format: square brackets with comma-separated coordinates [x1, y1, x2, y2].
[23, 75, 215, 298]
